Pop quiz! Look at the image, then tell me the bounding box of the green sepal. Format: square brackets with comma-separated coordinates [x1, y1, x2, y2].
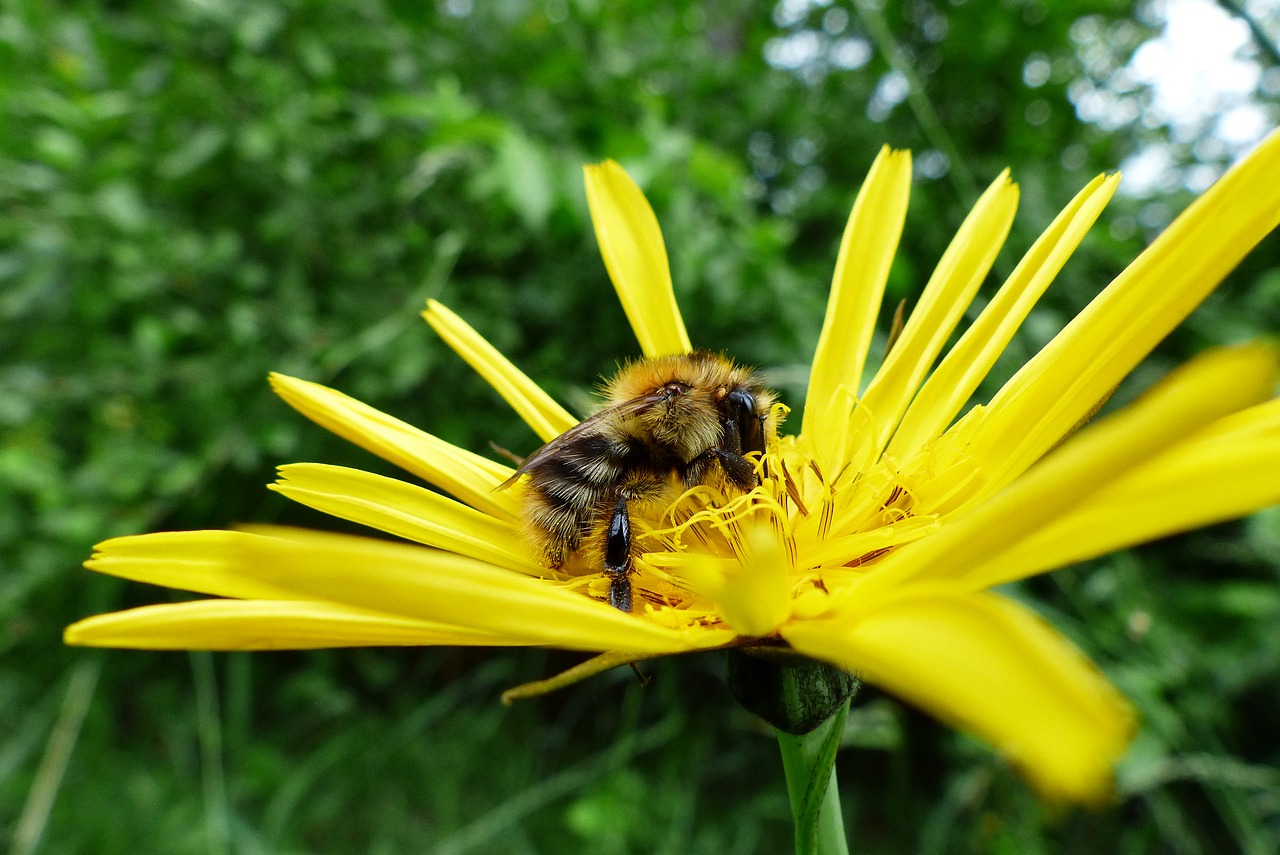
[726, 646, 860, 734]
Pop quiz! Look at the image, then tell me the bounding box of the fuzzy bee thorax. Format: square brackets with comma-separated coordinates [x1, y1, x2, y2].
[640, 392, 725, 460]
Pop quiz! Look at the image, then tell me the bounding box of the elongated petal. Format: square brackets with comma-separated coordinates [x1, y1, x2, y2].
[269, 373, 518, 520]
[802, 147, 912, 461]
[888, 173, 1120, 457]
[855, 343, 1279, 597]
[270, 463, 545, 575]
[784, 590, 1134, 803]
[583, 160, 691, 357]
[803, 515, 937, 569]
[65, 600, 525, 650]
[860, 170, 1019, 452]
[1188, 395, 1280, 443]
[423, 300, 577, 442]
[86, 529, 732, 654]
[968, 128, 1280, 495]
[87, 530, 316, 600]
[970, 403, 1280, 585]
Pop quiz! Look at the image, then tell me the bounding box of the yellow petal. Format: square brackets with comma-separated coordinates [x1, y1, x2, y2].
[860, 170, 1019, 452]
[65, 600, 523, 650]
[972, 403, 1280, 586]
[802, 146, 912, 464]
[583, 160, 692, 357]
[969, 128, 1280, 496]
[802, 514, 937, 570]
[423, 300, 577, 442]
[888, 173, 1120, 457]
[1189, 395, 1280, 443]
[84, 529, 728, 654]
[856, 343, 1279, 596]
[269, 373, 519, 520]
[86, 530, 311, 601]
[784, 590, 1135, 804]
[270, 463, 545, 575]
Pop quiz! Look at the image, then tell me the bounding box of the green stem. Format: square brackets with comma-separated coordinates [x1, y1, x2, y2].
[1215, 0, 1280, 67]
[776, 701, 851, 855]
[853, 0, 979, 206]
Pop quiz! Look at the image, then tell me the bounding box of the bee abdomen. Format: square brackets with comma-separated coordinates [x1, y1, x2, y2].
[531, 434, 635, 493]
[521, 497, 585, 567]
[520, 432, 642, 567]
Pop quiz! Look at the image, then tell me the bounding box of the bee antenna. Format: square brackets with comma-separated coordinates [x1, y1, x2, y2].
[489, 441, 525, 466]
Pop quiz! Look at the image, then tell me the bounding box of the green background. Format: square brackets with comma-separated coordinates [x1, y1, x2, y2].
[4, 1, 1279, 852]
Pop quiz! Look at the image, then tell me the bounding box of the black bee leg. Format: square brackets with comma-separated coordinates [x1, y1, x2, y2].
[712, 448, 759, 490]
[683, 417, 760, 491]
[608, 576, 632, 612]
[684, 446, 758, 491]
[604, 493, 633, 612]
[712, 415, 760, 490]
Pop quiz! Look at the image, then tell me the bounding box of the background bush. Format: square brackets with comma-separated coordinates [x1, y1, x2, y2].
[3, 1, 1278, 852]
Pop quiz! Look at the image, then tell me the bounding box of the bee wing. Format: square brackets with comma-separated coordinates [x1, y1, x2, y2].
[496, 391, 664, 490]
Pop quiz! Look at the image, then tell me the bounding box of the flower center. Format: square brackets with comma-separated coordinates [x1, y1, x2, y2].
[609, 414, 987, 629]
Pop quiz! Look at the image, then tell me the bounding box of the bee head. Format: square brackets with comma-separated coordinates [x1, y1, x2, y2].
[658, 380, 692, 402]
[606, 352, 775, 460]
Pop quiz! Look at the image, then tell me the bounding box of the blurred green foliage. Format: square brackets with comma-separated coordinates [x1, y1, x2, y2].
[3, 0, 1278, 852]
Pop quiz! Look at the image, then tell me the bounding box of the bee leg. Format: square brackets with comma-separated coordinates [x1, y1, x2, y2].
[721, 407, 757, 486]
[608, 576, 632, 612]
[712, 447, 759, 490]
[604, 493, 633, 612]
[682, 423, 757, 491]
[684, 447, 757, 491]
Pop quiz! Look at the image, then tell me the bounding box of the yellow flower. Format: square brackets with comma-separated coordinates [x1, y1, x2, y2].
[68, 134, 1280, 805]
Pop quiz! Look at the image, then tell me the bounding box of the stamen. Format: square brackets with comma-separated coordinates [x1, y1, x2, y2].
[780, 459, 810, 516]
[818, 493, 835, 539]
[846, 546, 891, 568]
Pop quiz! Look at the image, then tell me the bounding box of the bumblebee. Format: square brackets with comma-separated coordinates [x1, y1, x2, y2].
[502, 351, 776, 612]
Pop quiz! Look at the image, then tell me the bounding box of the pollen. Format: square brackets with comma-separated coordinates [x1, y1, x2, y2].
[622, 420, 953, 629]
